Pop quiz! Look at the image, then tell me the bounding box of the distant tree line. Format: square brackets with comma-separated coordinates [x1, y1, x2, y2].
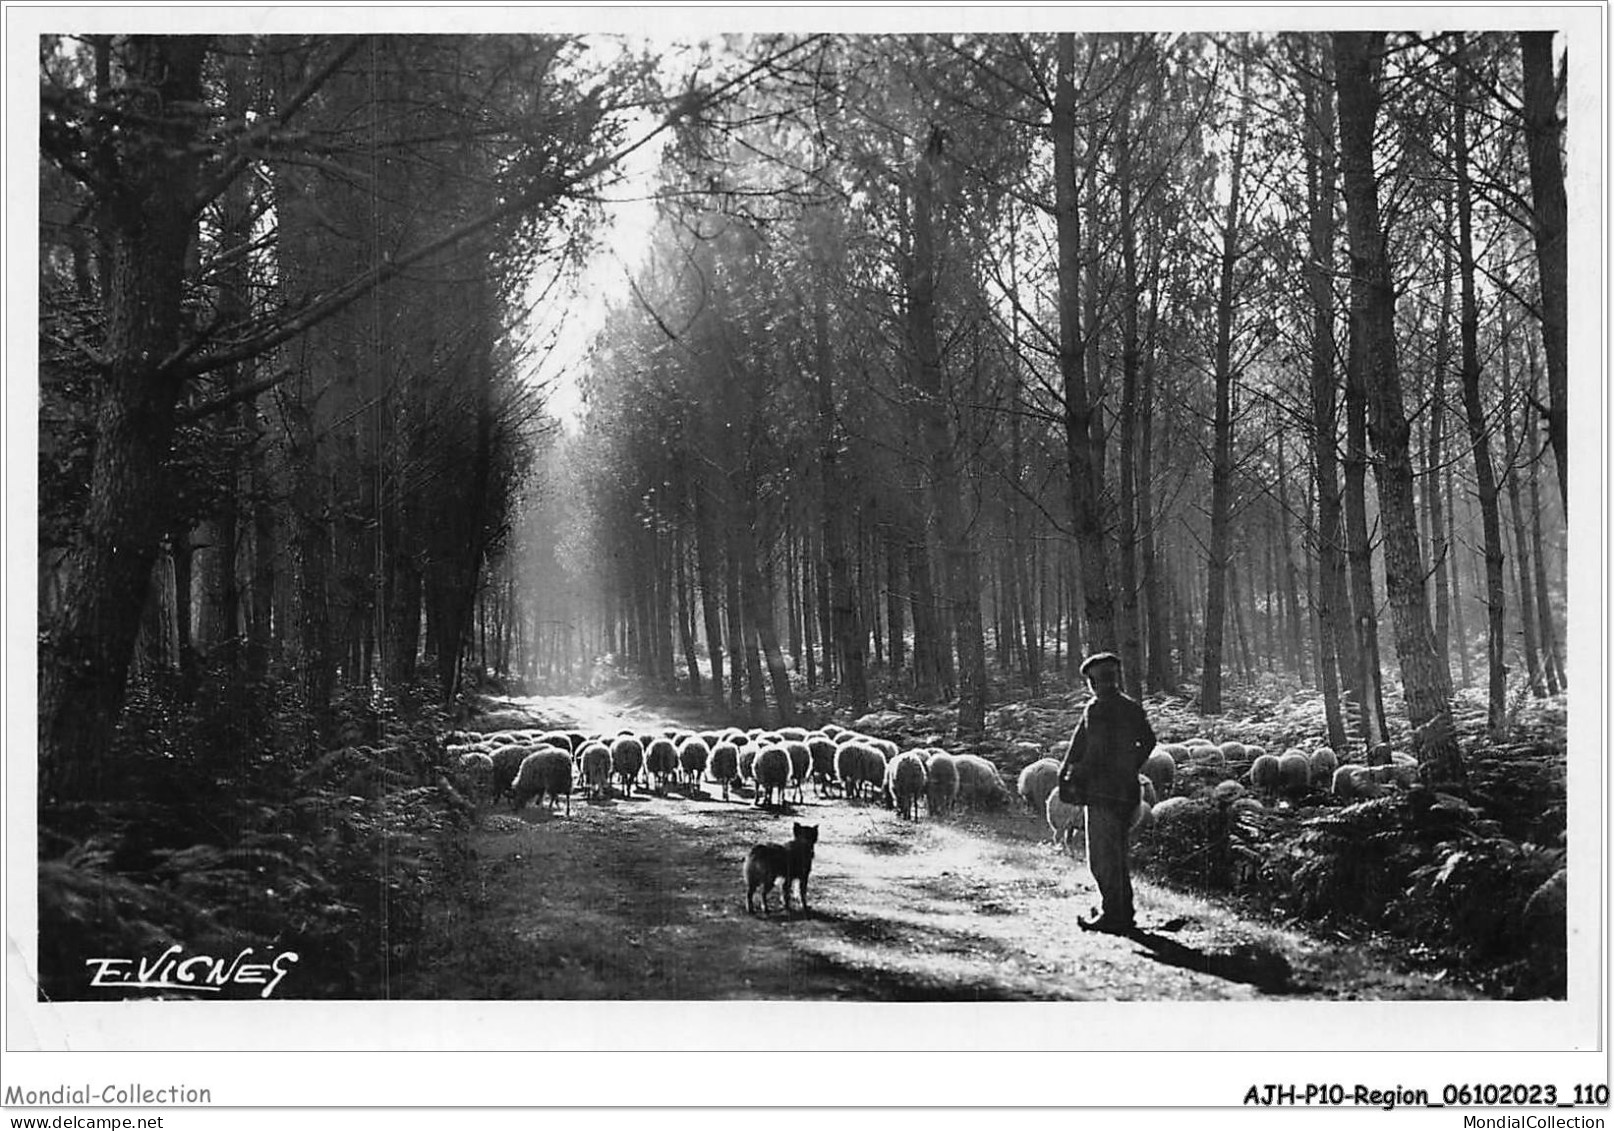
[567, 31, 1569, 782]
[35, 32, 807, 799]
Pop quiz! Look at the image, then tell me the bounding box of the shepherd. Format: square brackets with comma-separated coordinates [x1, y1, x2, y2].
[1057, 651, 1157, 934]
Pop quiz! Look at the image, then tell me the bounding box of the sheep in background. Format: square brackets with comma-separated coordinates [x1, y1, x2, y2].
[754, 744, 792, 810]
[610, 735, 644, 798]
[1138, 773, 1158, 808]
[510, 746, 573, 815]
[861, 745, 890, 806]
[836, 742, 873, 802]
[579, 741, 612, 799]
[708, 741, 741, 801]
[885, 751, 928, 820]
[739, 746, 759, 786]
[645, 736, 679, 794]
[1332, 764, 1384, 800]
[784, 741, 812, 803]
[678, 735, 711, 789]
[1309, 746, 1340, 780]
[490, 744, 532, 806]
[1046, 791, 1085, 855]
[1141, 748, 1176, 798]
[1248, 753, 1283, 795]
[807, 734, 840, 797]
[926, 752, 960, 818]
[1277, 750, 1312, 795]
[539, 731, 575, 754]
[455, 750, 495, 803]
[955, 753, 1010, 810]
[1017, 758, 1061, 815]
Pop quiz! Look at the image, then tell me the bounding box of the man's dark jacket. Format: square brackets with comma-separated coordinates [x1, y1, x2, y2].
[1059, 689, 1157, 811]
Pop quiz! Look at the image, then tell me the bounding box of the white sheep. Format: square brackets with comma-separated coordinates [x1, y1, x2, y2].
[1017, 758, 1062, 815]
[580, 741, 612, 799]
[489, 744, 532, 805]
[954, 753, 1010, 810]
[1309, 746, 1340, 779]
[510, 746, 573, 814]
[1332, 764, 1384, 800]
[1277, 751, 1312, 794]
[1141, 749, 1176, 798]
[754, 745, 792, 810]
[678, 735, 711, 788]
[784, 741, 812, 802]
[807, 735, 840, 796]
[1248, 753, 1283, 794]
[926, 751, 960, 818]
[645, 736, 679, 793]
[1045, 791, 1085, 855]
[860, 745, 890, 804]
[708, 741, 741, 801]
[456, 750, 495, 802]
[886, 751, 928, 820]
[1150, 796, 1196, 824]
[836, 742, 873, 801]
[610, 735, 644, 797]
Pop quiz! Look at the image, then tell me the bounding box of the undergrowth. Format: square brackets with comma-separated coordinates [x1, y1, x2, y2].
[36, 657, 472, 1000]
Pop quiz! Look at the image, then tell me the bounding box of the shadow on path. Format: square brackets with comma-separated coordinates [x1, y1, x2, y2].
[1126, 929, 1298, 995]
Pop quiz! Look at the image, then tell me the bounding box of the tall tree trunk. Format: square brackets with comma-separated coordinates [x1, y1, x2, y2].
[39, 37, 211, 799]
[1499, 306, 1545, 698]
[1054, 34, 1117, 655]
[1428, 194, 1454, 661]
[744, 525, 795, 724]
[1303, 41, 1351, 751]
[1446, 454, 1473, 688]
[1343, 315, 1387, 748]
[1528, 432, 1565, 694]
[907, 125, 986, 736]
[815, 281, 868, 715]
[1519, 32, 1568, 512]
[692, 474, 728, 709]
[884, 529, 906, 677]
[675, 531, 702, 698]
[1140, 336, 1173, 694]
[1276, 434, 1308, 684]
[724, 522, 748, 717]
[1450, 34, 1509, 739]
[1115, 68, 1146, 699]
[1200, 59, 1248, 716]
[1334, 31, 1460, 779]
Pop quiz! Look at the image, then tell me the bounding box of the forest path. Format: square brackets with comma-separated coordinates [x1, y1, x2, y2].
[410, 691, 1475, 1002]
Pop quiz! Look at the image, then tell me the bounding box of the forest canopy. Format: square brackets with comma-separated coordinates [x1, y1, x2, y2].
[34, 26, 1571, 794]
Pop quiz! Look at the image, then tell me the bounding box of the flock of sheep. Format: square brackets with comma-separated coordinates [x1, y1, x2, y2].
[444, 722, 1019, 820]
[1019, 737, 1424, 856]
[445, 719, 1426, 854]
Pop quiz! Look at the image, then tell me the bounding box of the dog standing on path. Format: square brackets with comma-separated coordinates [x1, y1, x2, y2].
[744, 823, 818, 914]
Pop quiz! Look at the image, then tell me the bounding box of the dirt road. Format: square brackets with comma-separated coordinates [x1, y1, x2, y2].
[408, 693, 1473, 1002]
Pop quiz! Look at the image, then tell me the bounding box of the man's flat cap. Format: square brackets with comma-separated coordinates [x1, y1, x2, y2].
[1080, 652, 1122, 675]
